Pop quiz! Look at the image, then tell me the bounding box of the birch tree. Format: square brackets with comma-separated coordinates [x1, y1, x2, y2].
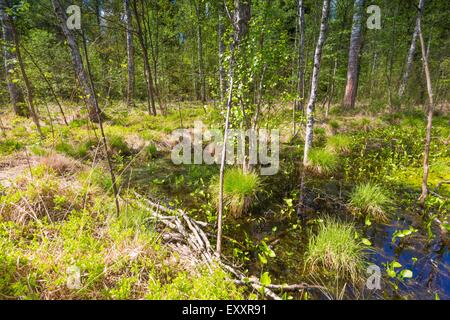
[417, 16, 434, 205]
[398, 0, 426, 98]
[217, 0, 251, 256]
[303, 0, 331, 166]
[52, 0, 103, 122]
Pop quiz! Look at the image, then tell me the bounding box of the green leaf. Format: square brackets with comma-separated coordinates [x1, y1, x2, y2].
[260, 272, 271, 286]
[392, 261, 402, 269]
[258, 253, 267, 265]
[387, 269, 397, 278]
[361, 238, 372, 246]
[399, 269, 413, 279]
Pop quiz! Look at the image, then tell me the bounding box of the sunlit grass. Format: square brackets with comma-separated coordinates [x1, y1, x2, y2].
[210, 168, 262, 217]
[305, 218, 367, 284]
[307, 148, 339, 174]
[326, 135, 351, 153]
[349, 182, 391, 221]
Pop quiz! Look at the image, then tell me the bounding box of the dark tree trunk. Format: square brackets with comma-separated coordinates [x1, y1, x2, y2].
[132, 0, 157, 116]
[52, 0, 103, 122]
[343, 0, 365, 109]
[7, 5, 43, 137]
[0, 0, 26, 117]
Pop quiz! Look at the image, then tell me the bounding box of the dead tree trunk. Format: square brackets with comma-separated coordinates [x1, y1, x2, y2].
[343, 0, 364, 109]
[303, 0, 330, 166]
[124, 0, 135, 107]
[0, 0, 26, 117]
[417, 18, 434, 205]
[398, 0, 426, 98]
[52, 0, 103, 123]
[132, 0, 157, 116]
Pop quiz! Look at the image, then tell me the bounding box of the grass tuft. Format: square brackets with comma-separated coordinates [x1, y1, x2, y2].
[307, 148, 339, 174]
[349, 182, 391, 221]
[210, 168, 262, 217]
[305, 218, 367, 284]
[326, 135, 351, 153]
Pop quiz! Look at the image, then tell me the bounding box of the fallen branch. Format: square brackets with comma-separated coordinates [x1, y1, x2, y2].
[131, 192, 323, 300]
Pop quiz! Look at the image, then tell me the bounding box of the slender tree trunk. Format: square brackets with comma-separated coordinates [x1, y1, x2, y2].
[326, 57, 338, 117]
[417, 18, 434, 205]
[303, 0, 330, 166]
[10, 16, 43, 137]
[81, 31, 120, 217]
[0, 0, 26, 117]
[398, 0, 426, 98]
[21, 44, 68, 126]
[217, 0, 251, 257]
[343, 0, 365, 109]
[295, 0, 306, 111]
[124, 0, 135, 107]
[52, 0, 103, 123]
[193, 0, 206, 103]
[218, 4, 226, 102]
[131, 0, 157, 115]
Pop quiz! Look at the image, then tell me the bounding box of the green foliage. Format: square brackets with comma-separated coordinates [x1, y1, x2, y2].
[307, 148, 339, 174]
[305, 218, 367, 284]
[326, 135, 352, 153]
[210, 168, 262, 217]
[0, 139, 22, 155]
[349, 182, 391, 221]
[146, 267, 244, 300]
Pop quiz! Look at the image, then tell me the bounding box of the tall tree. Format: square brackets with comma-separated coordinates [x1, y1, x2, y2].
[217, 0, 251, 256]
[398, 0, 426, 99]
[193, 0, 206, 103]
[124, 0, 135, 107]
[342, 0, 365, 109]
[52, 0, 103, 122]
[303, 0, 331, 165]
[218, 2, 226, 102]
[131, 0, 157, 115]
[0, 0, 26, 117]
[417, 15, 434, 205]
[295, 0, 305, 111]
[10, 15, 43, 137]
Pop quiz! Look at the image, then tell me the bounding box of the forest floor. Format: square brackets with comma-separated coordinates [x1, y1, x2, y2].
[0, 101, 448, 299]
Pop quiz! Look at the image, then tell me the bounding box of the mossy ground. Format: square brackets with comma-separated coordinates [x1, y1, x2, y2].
[0, 101, 448, 299]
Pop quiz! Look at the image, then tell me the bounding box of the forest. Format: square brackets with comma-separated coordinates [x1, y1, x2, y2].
[0, 0, 448, 301]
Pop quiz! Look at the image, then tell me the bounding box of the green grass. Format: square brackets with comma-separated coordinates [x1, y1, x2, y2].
[210, 168, 262, 217]
[326, 135, 351, 153]
[305, 218, 367, 284]
[0, 139, 22, 155]
[349, 182, 391, 221]
[307, 148, 339, 174]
